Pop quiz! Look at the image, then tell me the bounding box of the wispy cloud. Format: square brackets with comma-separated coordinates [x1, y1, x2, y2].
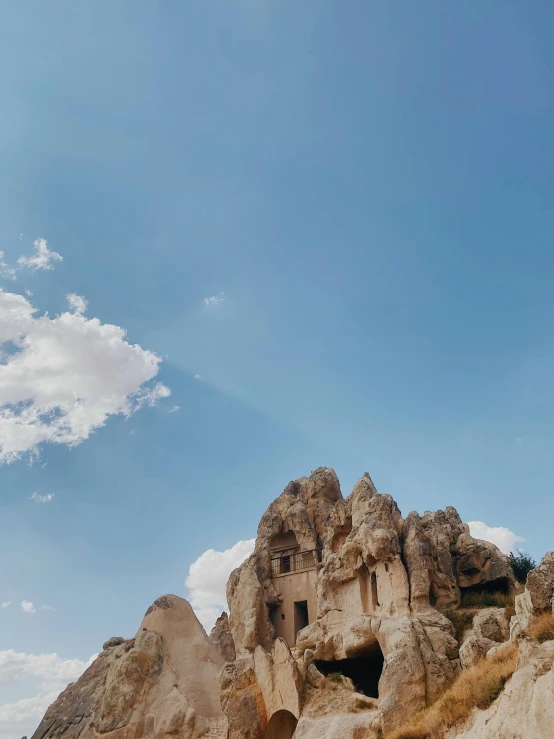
[203, 292, 225, 307]
[40, 605, 57, 613]
[20, 601, 36, 614]
[30, 492, 54, 504]
[194, 374, 203, 381]
[0, 252, 16, 281]
[66, 293, 87, 315]
[1, 602, 11, 609]
[17, 238, 62, 271]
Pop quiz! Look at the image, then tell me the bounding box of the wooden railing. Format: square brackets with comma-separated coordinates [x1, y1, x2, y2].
[270, 548, 320, 577]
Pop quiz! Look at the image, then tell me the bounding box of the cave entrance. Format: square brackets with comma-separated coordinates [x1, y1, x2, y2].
[314, 642, 384, 699]
[263, 709, 298, 739]
[460, 577, 511, 607]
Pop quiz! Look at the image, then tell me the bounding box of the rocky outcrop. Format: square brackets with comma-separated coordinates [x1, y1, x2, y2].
[210, 612, 236, 663]
[515, 551, 554, 632]
[31, 595, 227, 739]
[458, 607, 510, 668]
[32, 468, 542, 739]
[444, 554, 554, 739]
[222, 467, 514, 737]
[445, 638, 554, 739]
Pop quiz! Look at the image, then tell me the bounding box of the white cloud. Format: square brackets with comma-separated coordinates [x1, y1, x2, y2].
[185, 538, 255, 632]
[17, 238, 62, 271]
[25, 289, 33, 297]
[66, 293, 87, 315]
[20, 601, 36, 614]
[40, 605, 57, 612]
[0, 289, 170, 463]
[0, 649, 96, 739]
[194, 374, 203, 380]
[0, 692, 59, 739]
[0, 252, 16, 281]
[1, 601, 11, 609]
[203, 292, 225, 307]
[30, 492, 54, 503]
[167, 405, 180, 413]
[467, 521, 526, 555]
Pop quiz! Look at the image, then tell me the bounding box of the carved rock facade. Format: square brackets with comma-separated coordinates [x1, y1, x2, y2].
[223, 468, 514, 737]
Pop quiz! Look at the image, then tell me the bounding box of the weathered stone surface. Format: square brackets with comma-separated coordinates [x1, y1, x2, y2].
[102, 636, 125, 650]
[222, 468, 516, 736]
[210, 611, 237, 663]
[455, 532, 515, 590]
[33, 467, 536, 739]
[515, 552, 554, 633]
[31, 595, 226, 739]
[525, 551, 554, 613]
[459, 635, 497, 669]
[445, 639, 554, 739]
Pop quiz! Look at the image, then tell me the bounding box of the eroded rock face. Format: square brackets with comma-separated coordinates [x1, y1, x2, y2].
[445, 639, 554, 739]
[223, 468, 515, 737]
[210, 611, 237, 663]
[31, 595, 227, 739]
[515, 551, 554, 633]
[458, 607, 510, 669]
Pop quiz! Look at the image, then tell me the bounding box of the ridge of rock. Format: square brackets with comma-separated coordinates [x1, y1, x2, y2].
[30, 468, 554, 739]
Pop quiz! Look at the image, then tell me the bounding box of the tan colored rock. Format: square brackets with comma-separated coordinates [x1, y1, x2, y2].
[524, 551, 554, 614]
[471, 607, 510, 643]
[515, 552, 554, 633]
[457, 607, 510, 669]
[455, 532, 515, 591]
[210, 611, 236, 663]
[459, 635, 497, 669]
[445, 639, 554, 739]
[220, 657, 266, 739]
[222, 467, 520, 737]
[31, 595, 226, 739]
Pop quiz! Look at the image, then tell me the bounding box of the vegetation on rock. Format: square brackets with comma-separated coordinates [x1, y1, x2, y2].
[388, 643, 518, 739]
[508, 550, 536, 583]
[529, 612, 554, 644]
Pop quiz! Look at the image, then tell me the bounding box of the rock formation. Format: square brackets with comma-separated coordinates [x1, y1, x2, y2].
[31, 595, 227, 739]
[221, 468, 515, 738]
[30, 467, 554, 739]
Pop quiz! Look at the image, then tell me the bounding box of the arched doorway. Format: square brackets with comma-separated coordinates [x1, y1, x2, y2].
[263, 709, 298, 739]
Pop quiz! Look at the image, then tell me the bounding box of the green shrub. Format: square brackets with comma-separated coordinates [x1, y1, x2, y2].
[508, 550, 536, 583]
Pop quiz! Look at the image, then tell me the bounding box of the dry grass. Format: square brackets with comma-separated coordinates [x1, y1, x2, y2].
[388, 643, 518, 739]
[459, 589, 514, 609]
[528, 612, 554, 644]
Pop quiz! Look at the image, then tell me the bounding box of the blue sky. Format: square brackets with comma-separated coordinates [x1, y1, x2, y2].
[1, 1, 554, 736]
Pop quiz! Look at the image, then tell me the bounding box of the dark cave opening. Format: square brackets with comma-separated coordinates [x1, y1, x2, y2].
[263, 710, 298, 739]
[314, 642, 384, 699]
[460, 577, 512, 608]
